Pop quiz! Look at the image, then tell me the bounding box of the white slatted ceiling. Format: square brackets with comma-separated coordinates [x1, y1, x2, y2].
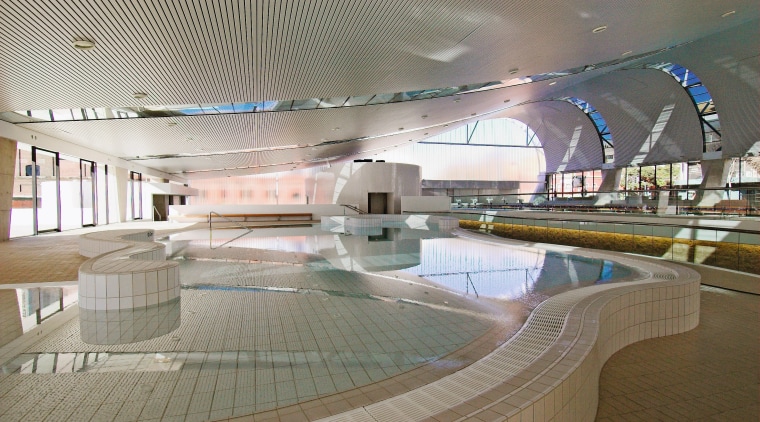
[0, 2, 757, 178]
[15, 84, 516, 172]
[0, 0, 757, 110]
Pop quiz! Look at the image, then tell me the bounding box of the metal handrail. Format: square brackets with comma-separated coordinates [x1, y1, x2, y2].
[208, 211, 252, 230]
[340, 204, 367, 214]
[208, 211, 254, 249]
[152, 206, 163, 221]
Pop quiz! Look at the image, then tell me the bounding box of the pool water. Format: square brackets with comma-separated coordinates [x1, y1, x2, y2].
[0, 225, 641, 421]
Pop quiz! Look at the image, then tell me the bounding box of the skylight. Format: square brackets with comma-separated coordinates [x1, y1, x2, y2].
[556, 97, 615, 163]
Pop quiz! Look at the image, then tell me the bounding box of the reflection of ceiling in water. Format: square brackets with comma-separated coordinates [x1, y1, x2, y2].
[403, 238, 632, 300]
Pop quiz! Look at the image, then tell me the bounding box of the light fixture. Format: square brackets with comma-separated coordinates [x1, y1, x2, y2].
[621, 50, 633, 56]
[133, 92, 148, 99]
[71, 39, 95, 50]
[549, 81, 557, 86]
[508, 68, 519, 75]
[592, 25, 607, 34]
[721, 10, 735, 18]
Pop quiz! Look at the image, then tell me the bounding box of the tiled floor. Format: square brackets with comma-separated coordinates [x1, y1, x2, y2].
[597, 285, 758, 421]
[0, 221, 757, 421]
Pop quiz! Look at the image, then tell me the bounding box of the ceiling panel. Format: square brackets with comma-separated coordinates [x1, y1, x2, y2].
[0, 1, 757, 178]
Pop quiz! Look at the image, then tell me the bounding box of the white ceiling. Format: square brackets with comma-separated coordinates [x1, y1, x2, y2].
[0, 1, 757, 179]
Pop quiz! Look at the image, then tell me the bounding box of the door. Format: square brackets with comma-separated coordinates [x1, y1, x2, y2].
[80, 159, 96, 226]
[368, 192, 388, 214]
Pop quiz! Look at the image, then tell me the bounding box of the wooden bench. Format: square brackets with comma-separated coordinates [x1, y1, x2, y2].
[198, 212, 313, 223]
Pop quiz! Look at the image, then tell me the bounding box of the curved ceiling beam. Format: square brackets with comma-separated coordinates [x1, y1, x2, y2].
[552, 68, 703, 167]
[632, 19, 759, 157]
[499, 102, 603, 173]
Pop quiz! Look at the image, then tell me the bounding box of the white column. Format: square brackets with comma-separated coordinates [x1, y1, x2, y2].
[0, 137, 18, 241]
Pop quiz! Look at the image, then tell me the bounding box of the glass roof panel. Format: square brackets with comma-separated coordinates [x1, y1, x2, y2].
[232, 103, 256, 113]
[343, 95, 375, 107]
[290, 98, 320, 110]
[317, 97, 348, 108]
[365, 93, 396, 105]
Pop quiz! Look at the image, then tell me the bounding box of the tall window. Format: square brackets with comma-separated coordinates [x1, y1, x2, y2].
[129, 171, 143, 219]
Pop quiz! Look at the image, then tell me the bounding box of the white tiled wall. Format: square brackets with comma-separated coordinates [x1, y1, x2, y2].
[78, 230, 180, 311]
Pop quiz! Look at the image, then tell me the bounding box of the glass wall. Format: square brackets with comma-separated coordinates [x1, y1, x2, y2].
[59, 154, 82, 231]
[9, 141, 124, 237]
[128, 171, 143, 219]
[80, 159, 96, 226]
[190, 171, 311, 205]
[96, 164, 109, 225]
[10, 144, 34, 237]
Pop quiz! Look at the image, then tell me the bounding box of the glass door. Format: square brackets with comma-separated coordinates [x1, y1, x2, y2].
[31, 147, 60, 234]
[80, 159, 96, 227]
[129, 171, 143, 220]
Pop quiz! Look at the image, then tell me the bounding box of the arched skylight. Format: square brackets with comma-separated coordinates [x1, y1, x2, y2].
[641, 62, 721, 153]
[556, 97, 614, 163]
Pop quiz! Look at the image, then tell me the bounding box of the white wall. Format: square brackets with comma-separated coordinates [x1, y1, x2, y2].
[169, 204, 350, 220]
[401, 196, 451, 213]
[314, 162, 421, 213]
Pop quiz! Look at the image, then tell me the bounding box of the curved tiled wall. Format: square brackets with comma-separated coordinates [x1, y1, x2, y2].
[78, 229, 179, 311]
[321, 232, 700, 421]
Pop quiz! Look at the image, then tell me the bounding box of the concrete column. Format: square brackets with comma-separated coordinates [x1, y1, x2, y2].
[695, 159, 732, 207]
[593, 168, 623, 205]
[0, 137, 18, 241]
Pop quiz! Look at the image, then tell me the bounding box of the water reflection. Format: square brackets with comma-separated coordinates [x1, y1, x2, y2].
[402, 238, 634, 299]
[79, 297, 181, 345]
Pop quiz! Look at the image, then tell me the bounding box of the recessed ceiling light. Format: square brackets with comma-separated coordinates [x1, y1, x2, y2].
[133, 92, 148, 99]
[621, 50, 633, 56]
[592, 25, 607, 34]
[549, 81, 557, 86]
[72, 39, 95, 50]
[721, 10, 735, 18]
[508, 68, 519, 75]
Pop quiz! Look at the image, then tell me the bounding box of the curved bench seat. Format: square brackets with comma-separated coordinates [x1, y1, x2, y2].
[319, 231, 700, 421]
[78, 229, 179, 311]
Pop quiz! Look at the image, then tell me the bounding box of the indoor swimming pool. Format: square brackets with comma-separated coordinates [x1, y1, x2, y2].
[0, 224, 641, 421]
